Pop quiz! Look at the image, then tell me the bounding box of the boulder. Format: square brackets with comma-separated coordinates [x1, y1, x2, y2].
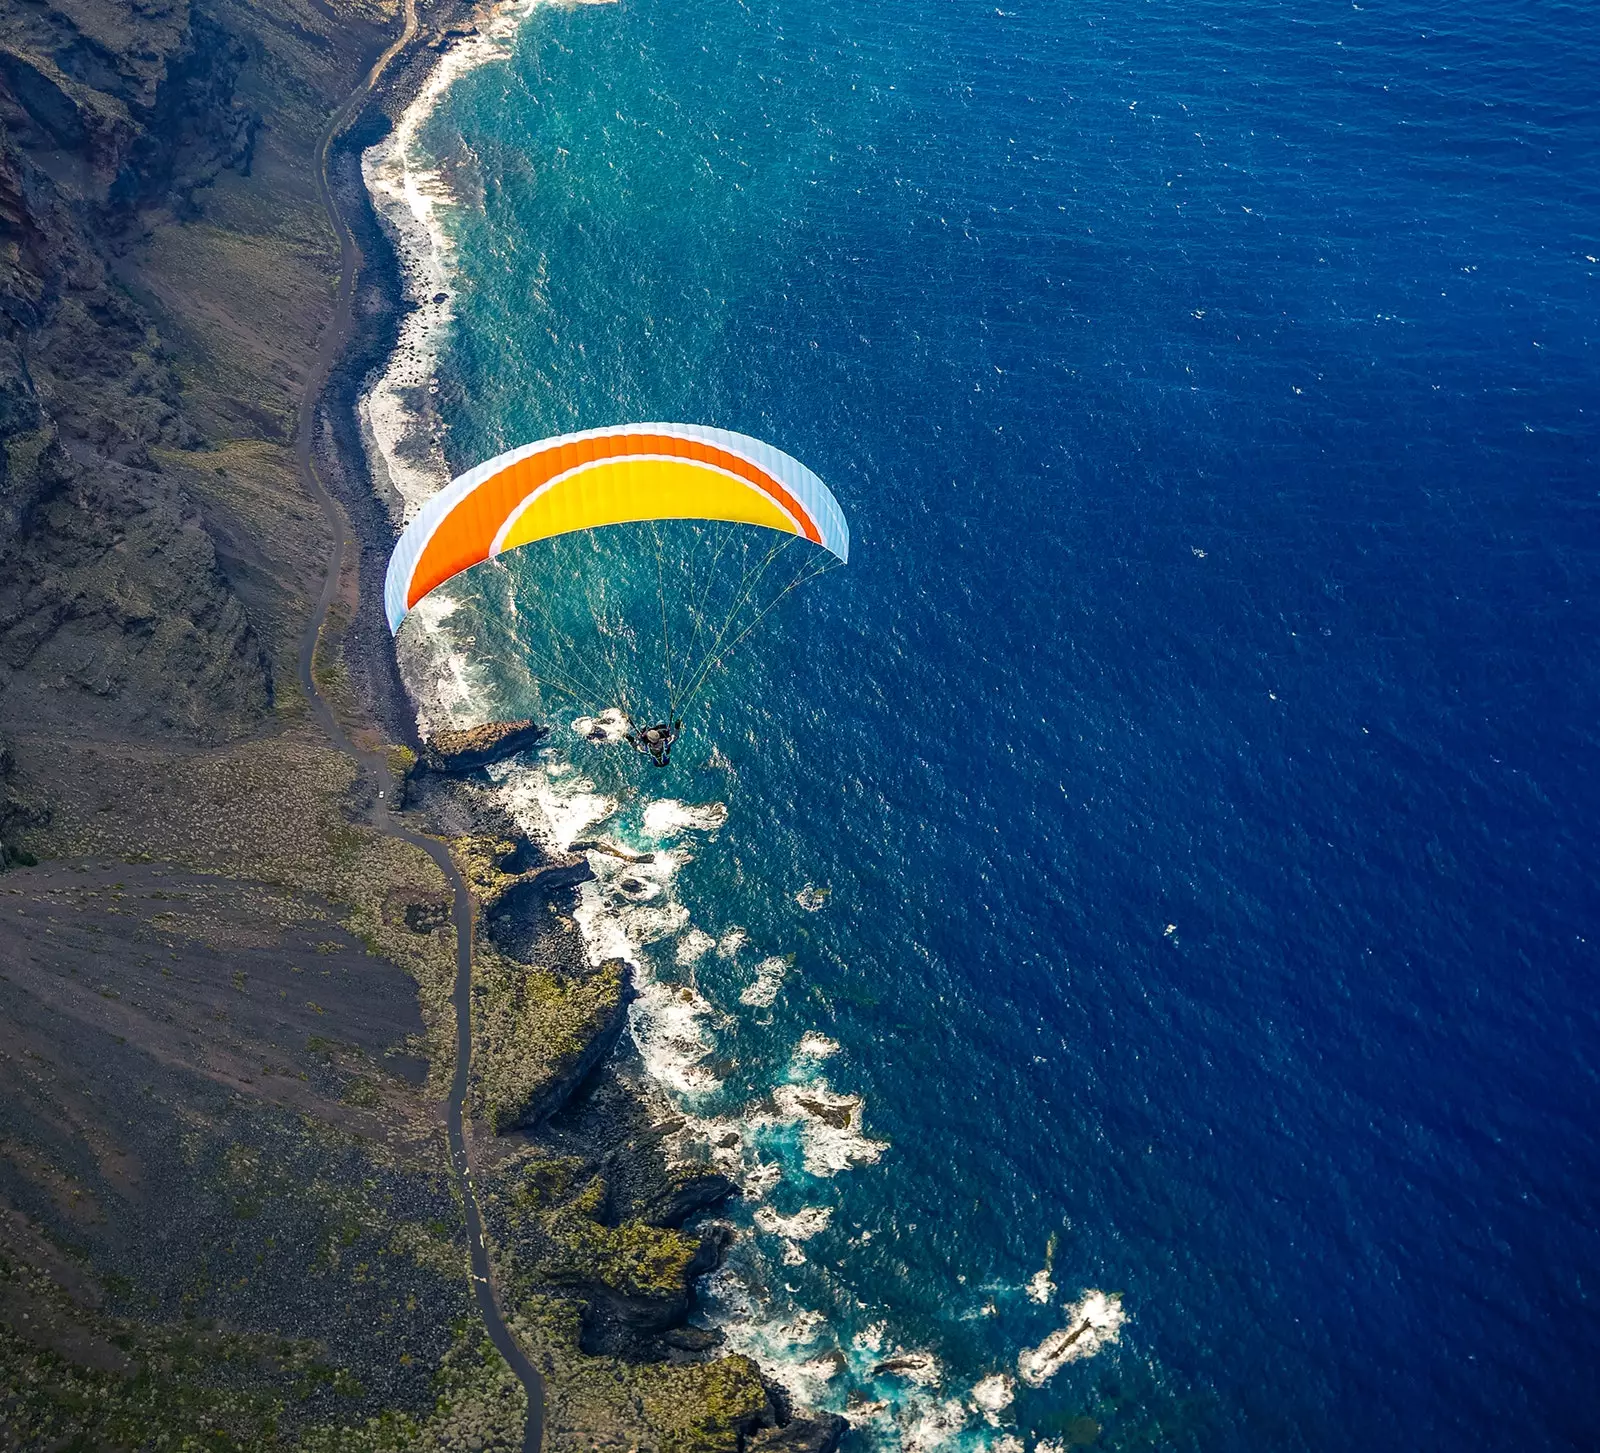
[417, 718, 548, 774]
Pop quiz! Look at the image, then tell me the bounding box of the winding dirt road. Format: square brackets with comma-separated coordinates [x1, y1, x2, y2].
[293, 5, 546, 1448]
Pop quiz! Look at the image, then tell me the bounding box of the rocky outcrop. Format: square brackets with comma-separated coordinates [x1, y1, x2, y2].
[634, 1163, 741, 1230]
[483, 858, 595, 924]
[417, 718, 549, 774]
[751, 1412, 850, 1453]
[496, 1146, 738, 1363]
[0, 0, 257, 214]
[577, 1220, 733, 1359]
[453, 830, 594, 966]
[0, 734, 47, 867]
[473, 953, 636, 1133]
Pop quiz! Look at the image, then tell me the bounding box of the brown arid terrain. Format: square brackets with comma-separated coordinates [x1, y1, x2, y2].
[0, 1, 842, 1449]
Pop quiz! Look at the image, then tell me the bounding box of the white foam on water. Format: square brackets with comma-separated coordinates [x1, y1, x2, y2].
[360, 0, 557, 520]
[794, 1032, 841, 1061]
[765, 1082, 889, 1177]
[739, 1156, 784, 1200]
[360, 0, 617, 523]
[701, 1277, 847, 1403]
[657, 1106, 781, 1198]
[497, 794, 734, 1103]
[871, 1349, 943, 1388]
[781, 1308, 831, 1346]
[1025, 1267, 1055, 1305]
[572, 708, 632, 744]
[814, 1324, 1035, 1453]
[643, 797, 730, 838]
[629, 975, 722, 1095]
[717, 926, 749, 958]
[739, 954, 789, 1008]
[799, 1352, 848, 1385]
[492, 756, 619, 855]
[901, 1397, 971, 1452]
[753, 1205, 833, 1240]
[970, 1373, 1015, 1424]
[1025, 1232, 1059, 1306]
[1017, 1290, 1127, 1387]
[492, 754, 726, 1100]
[497, 771, 712, 1106]
[398, 592, 488, 736]
[676, 927, 716, 964]
[854, 1322, 888, 1356]
[566, 849, 730, 1095]
[615, 885, 692, 949]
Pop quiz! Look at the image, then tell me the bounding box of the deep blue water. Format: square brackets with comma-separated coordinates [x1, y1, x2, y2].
[410, 0, 1600, 1445]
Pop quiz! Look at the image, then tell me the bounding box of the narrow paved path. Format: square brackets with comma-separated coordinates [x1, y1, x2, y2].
[293, 7, 546, 1448]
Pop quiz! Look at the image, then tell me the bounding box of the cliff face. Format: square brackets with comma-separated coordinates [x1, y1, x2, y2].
[0, 0, 256, 213]
[0, 0, 289, 746]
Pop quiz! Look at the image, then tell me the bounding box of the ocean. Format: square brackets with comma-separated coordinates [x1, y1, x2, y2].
[359, 0, 1600, 1447]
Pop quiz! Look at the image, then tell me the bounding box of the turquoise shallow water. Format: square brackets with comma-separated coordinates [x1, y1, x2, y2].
[390, 0, 1600, 1446]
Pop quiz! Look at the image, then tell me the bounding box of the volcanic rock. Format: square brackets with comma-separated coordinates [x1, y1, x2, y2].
[417, 718, 549, 774]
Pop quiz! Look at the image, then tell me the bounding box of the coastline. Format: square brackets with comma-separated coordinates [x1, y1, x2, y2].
[326, 12, 947, 1451]
[322, 5, 1128, 1447]
[312, 5, 857, 1450]
[311, 0, 486, 747]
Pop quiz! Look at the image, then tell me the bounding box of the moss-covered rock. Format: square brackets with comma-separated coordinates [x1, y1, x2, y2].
[487, 1149, 730, 1363]
[454, 833, 591, 921]
[535, 1175, 704, 1308]
[472, 951, 634, 1132]
[508, 1295, 776, 1453]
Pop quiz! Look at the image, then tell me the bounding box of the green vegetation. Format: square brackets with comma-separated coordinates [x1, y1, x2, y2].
[464, 1155, 777, 1452]
[511, 1296, 772, 1453]
[511, 1162, 701, 1304]
[472, 949, 628, 1132]
[0, 1283, 526, 1453]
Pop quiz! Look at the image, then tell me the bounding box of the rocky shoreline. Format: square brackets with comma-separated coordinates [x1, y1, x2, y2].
[312, 9, 848, 1449]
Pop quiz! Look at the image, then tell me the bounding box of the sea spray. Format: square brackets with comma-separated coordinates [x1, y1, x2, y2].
[1017, 1292, 1128, 1388]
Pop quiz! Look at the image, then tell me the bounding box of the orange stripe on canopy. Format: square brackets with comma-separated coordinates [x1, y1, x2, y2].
[407, 432, 822, 614]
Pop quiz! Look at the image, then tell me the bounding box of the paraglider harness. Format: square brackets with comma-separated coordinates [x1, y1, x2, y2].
[626, 718, 682, 768]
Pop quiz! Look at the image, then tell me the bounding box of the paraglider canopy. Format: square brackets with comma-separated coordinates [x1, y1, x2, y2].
[384, 424, 849, 634]
[383, 424, 850, 751]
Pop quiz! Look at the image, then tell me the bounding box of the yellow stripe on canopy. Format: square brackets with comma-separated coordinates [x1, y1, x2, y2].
[493, 456, 804, 556]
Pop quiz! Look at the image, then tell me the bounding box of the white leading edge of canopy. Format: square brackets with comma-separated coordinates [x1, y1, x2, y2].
[383, 422, 850, 634]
